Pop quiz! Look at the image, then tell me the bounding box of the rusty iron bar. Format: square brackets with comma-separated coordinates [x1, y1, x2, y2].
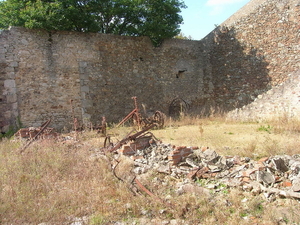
[116, 96, 141, 128]
[20, 119, 52, 153]
[95, 116, 107, 135]
[103, 123, 157, 152]
[134, 178, 165, 203]
[101, 116, 106, 135]
[110, 157, 169, 204]
[132, 96, 141, 128]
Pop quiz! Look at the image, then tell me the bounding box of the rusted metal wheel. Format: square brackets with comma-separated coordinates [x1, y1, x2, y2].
[140, 118, 149, 129]
[153, 111, 165, 129]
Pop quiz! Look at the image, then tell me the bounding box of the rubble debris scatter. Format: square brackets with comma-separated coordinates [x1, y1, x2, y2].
[15, 119, 58, 140]
[97, 137, 300, 201]
[15, 127, 58, 140]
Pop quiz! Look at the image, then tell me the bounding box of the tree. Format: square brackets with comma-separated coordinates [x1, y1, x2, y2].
[0, 0, 186, 46]
[174, 32, 193, 40]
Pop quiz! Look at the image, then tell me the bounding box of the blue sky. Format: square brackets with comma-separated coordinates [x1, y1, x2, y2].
[180, 0, 251, 40]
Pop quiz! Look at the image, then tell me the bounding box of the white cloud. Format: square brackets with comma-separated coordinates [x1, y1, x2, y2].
[206, 0, 245, 6]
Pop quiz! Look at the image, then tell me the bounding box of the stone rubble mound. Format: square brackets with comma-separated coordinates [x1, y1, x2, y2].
[124, 141, 300, 200]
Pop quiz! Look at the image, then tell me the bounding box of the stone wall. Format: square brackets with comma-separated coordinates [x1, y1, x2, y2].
[227, 69, 300, 121]
[0, 0, 299, 132]
[200, 0, 300, 112]
[0, 29, 19, 132]
[0, 27, 204, 131]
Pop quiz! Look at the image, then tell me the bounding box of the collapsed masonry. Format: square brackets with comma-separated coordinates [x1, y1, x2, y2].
[96, 137, 300, 201]
[15, 122, 300, 200]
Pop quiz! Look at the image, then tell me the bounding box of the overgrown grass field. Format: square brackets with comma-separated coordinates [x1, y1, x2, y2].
[1, 115, 300, 224]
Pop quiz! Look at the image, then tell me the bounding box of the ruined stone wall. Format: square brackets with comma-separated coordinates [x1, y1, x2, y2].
[0, 30, 19, 132]
[0, 27, 203, 131]
[227, 69, 300, 121]
[1, 0, 299, 132]
[200, 0, 300, 112]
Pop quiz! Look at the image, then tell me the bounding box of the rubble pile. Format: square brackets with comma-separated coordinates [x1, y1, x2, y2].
[117, 140, 300, 200]
[15, 127, 58, 139]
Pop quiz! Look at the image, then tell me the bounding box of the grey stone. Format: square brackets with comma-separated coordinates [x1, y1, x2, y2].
[292, 179, 300, 192]
[272, 158, 289, 172]
[4, 79, 16, 88]
[279, 190, 300, 199]
[251, 181, 262, 195]
[156, 164, 171, 174]
[258, 170, 275, 185]
[201, 149, 219, 162]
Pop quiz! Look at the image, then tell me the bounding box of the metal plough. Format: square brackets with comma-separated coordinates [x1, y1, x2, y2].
[102, 123, 157, 153]
[116, 96, 165, 129]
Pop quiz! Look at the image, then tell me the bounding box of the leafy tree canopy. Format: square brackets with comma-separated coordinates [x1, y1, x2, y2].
[0, 0, 186, 46]
[174, 32, 193, 40]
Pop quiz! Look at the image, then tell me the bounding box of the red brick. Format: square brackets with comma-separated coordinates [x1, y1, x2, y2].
[201, 146, 209, 152]
[195, 167, 209, 178]
[281, 180, 292, 187]
[175, 146, 186, 150]
[171, 150, 180, 155]
[168, 154, 182, 165]
[187, 168, 199, 180]
[258, 157, 269, 164]
[182, 148, 192, 153]
[168, 155, 181, 160]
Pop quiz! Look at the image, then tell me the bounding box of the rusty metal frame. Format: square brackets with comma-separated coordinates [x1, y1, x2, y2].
[102, 123, 157, 153]
[116, 96, 165, 129]
[20, 119, 52, 153]
[116, 96, 141, 128]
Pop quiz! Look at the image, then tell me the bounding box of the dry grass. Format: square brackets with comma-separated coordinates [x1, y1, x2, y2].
[152, 115, 300, 159]
[0, 115, 300, 224]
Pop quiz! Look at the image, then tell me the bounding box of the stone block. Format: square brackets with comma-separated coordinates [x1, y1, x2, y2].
[292, 180, 300, 192]
[0, 48, 7, 54]
[6, 94, 17, 103]
[9, 61, 18, 67]
[4, 79, 16, 88]
[257, 170, 275, 185]
[202, 149, 219, 161]
[81, 85, 89, 92]
[272, 158, 289, 172]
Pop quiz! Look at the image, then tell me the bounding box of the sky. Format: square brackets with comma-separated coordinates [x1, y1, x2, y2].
[180, 0, 251, 40]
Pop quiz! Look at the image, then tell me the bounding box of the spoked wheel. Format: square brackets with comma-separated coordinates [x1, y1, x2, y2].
[153, 111, 165, 129]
